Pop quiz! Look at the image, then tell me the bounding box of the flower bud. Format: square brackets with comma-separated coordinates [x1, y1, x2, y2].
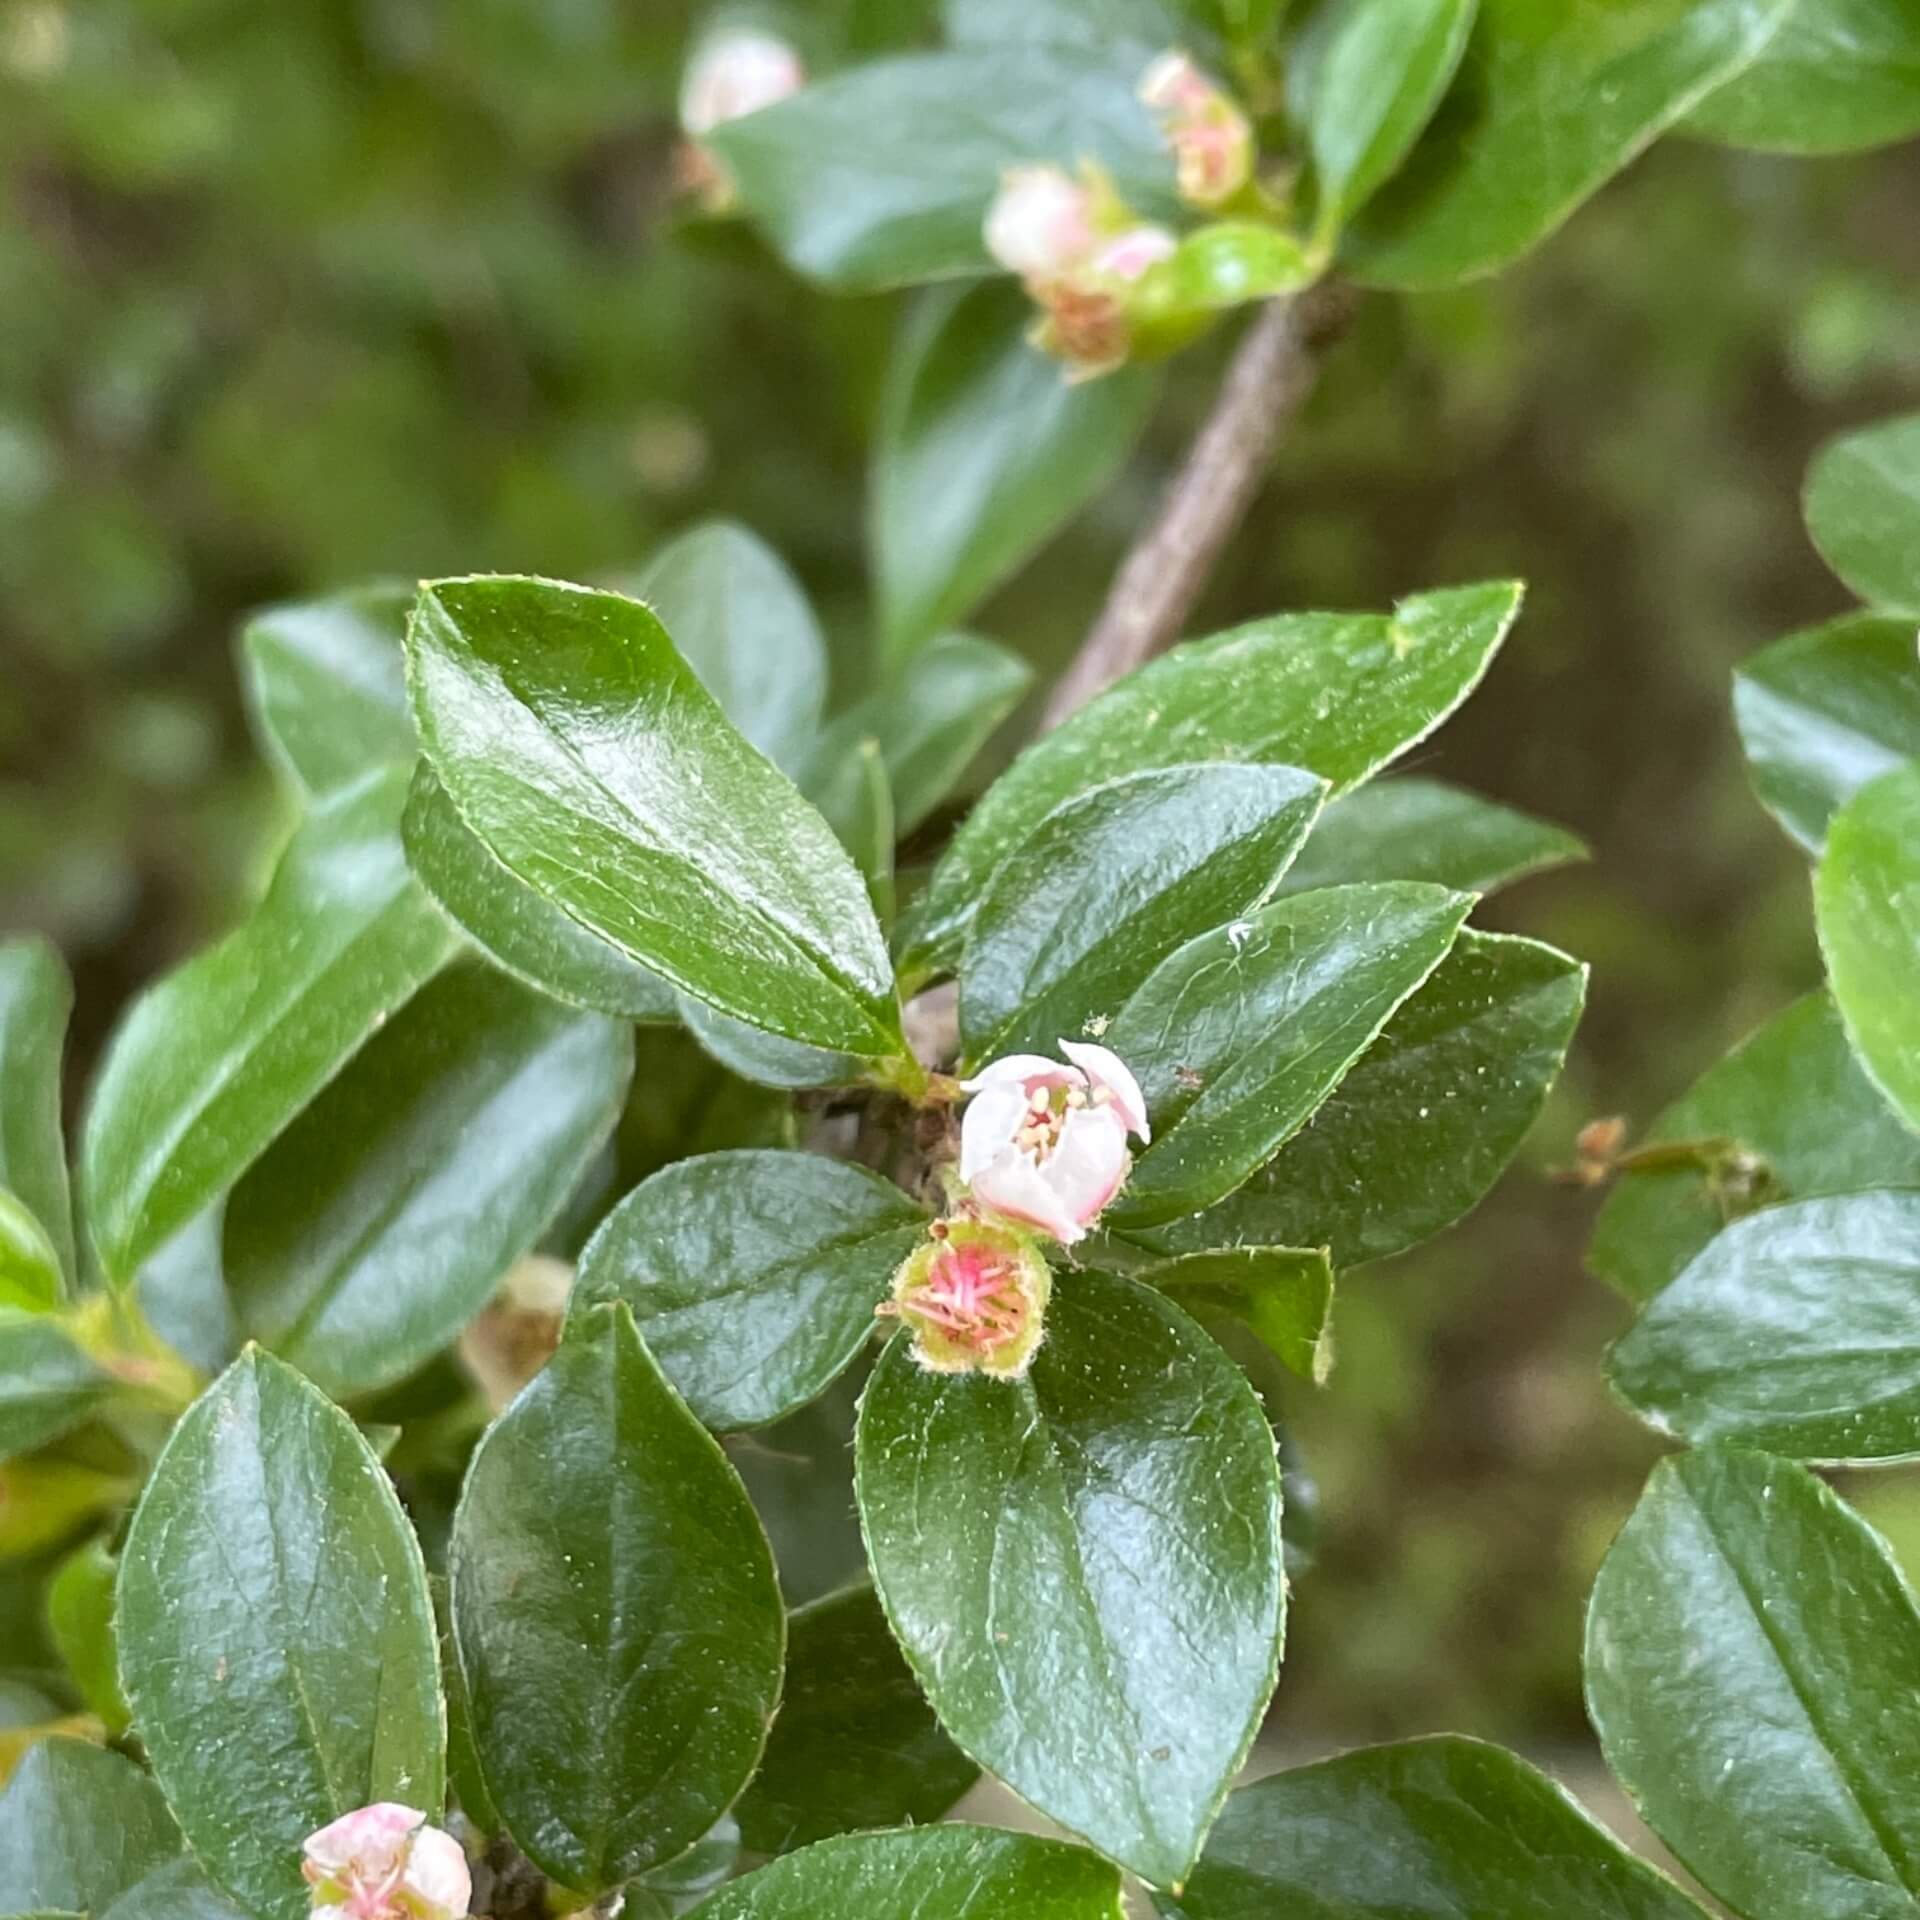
[984, 165, 1098, 281]
[302, 1804, 469, 1920]
[880, 1219, 1052, 1380]
[676, 30, 805, 211]
[1139, 50, 1254, 208]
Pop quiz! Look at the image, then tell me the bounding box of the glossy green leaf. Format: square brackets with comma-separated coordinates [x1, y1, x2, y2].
[707, 51, 1173, 290]
[1345, 0, 1793, 289]
[225, 960, 632, 1400]
[1157, 1734, 1706, 1920]
[1684, 0, 1920, 153]
[81, 769, 460, 1284]
[909, 581, 1521, 977]
[1816, 761, 1920, 1131]
[0, 1314, 107, 1462]
[0, 1193, 63, 1316]
[676, 997, 864, 1093]
[134, 1209, 233, 1380]
[1277, 777, 1586, 896]
[1290, 0, 1479, 227]
[960, 762, 1328, 1066]
[1135, 931, 1586, 1266]
[1587, 1444, 1920, 1920]
[1590, 992, 1920, 1303]
[620, 522, 827, 777]
[97, 1858, 250, 1920]
[856, 1270, 1285, 1888]
[1137, 225, 1316, 324]
[46, 1539, 128, 1736]
[735, 1585, 978, 1855]
[449, 1302, 784, 1893]
[402, 767, 678, 1023]
[407, 576, 904, 1059]
[874, 282, 1155, 662]
[572, 1151, 927, 1431]
[117, 1349, 443, 1920]
[1105, 884, 1473, 1230]
[0, 1738, 180, 1917]
[1804, 411, 1920, 615]
[239, 584, 414, 797]
[0, 939, 75, 1294]
[1734, 614, 1920, 852]
[946, 0, 1186, 49]
[1609, 1190, 1920, 1462]
[685, 1826, 1125, 1920]
[799, 735, 894, 920]
[1140, 1247, 1335, 1384]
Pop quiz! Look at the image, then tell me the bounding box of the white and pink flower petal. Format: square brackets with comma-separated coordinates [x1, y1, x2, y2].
[1059, 1040, 1151, 1142]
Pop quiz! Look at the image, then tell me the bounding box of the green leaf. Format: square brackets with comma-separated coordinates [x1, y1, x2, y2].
[0, 1739, 180, 1917]
[1134, 224, 1316, 319]
[959, 762, 1328, 1066]
[1608, 1190, 1920, 1462]
[134, 1210, 233, 1380]
[1289, 0, 1479, 228]
[1156, 1734, 1706, 1920]
[1139, 1247, 1335, 1384]
[908, 581, 1522, 978]
[46, 1539, 128, 1737]
[407, 576, 905, 1060]
[874, 283, 1156, 662]
[706, 51, 1173, 291]
[0, 1193, 63, 1316]
[403, 766, 678, 1023]
[1816, 761, 1920, 1132]
[856, 1269, 1285, 1888]
[572, 1151, 927, 1432]
[946, 0, 1185, 51]
[1105, 884, 1473, 1230]
[618, 522, 828, 777]
[1804, 411, 1920, 616]
[97, 1858, 250, 1920]
[1683, 0, 1920, 153]
[225, 961, 632, 1400]
[1134, 931, 1586, 1266]
[1589, 991, 1920, 1303]
[1586, 1444, 1920, 1920]
[684, 1827, 1125, 1920]
[449, 1302, 784, 1893]
[1734, 613, 1920, 852]
[799, 736, 895, 921]
[0, 1314, 107, 1462]
[1277, 777, 1586, 897]
[735, 1585, 978, 1855]
[1344, 0, 1793, 289]
[239, 584, 415, 798]
[0, 939, 75, 1294]
[676, 999, 864, 1093]
[81, 769, 460, 1285]
[117, 1349, 443, 1920]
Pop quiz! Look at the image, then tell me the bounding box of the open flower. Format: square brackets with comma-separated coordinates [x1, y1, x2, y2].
[880, 1217, 1052, 1378]
[1139, 51, 1253, 208]
[676, 30, 805, 210]
[958, 1042, 1150, 1244]
[303, 1805, 469, 1920]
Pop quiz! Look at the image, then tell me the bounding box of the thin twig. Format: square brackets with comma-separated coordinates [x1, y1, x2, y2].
[1041, 281, 1356, 729]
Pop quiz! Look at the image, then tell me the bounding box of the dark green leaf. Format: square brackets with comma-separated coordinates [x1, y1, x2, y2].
[856, 1270, 1285, 1888]
[449, 1302, 784, 1893]
[735, 1585, 978, 1854]
[1586, 1444, 1920, 1920]
[134, 1209, 233, 1380]
[572, 1151, 927, 1432]
[684, 1826, 1125, 1920]
[946, 0, 1185, 50]
[1609, 1190, 1920, 1462]
[676, 998, 864, 1093]
[1105, 884, 1472, 1230]
[1345, 0, 1793, 289]
[0, 1194, 63, 1317]
[407, 577, 904, 1060]
[0, 1739, 180, 1917]
[1135, 931, 1585, 1266]
[874, 283, 1155, 661]
[225, 961, 632, 1400]
[117, 1349, 443, 1920]
[799, 736, 894, 920]
[46, 1539, 127, 1737]
[1156, 1734, 1705, 1920]
[1140, 1247, 1335, 1384]
[81, 770, 460, 1284]
[0, 939, 75, 1294]
[239, 585, 415, 798]
[1805, 410, 1920, 615]
[908, 581, 1521, 978]
[1816, 761, 1920, 1131]
[0, 1315, 107, 1462]
[1734, 613, 1920, 852]
[98, 1858, 250, 1920]
[1590, 991, 1920, 1303]
[959, 762, 1327, 1066]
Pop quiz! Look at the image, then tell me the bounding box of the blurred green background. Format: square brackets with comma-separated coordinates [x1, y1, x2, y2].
[3, 0, 1917, 1760]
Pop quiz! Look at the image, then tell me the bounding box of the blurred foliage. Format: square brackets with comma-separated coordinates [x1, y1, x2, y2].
[2, 0, 1918, 1755]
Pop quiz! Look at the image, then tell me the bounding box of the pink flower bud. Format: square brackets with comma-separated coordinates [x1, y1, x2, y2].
[302, 1805, 469, 1920]
[679, 30, 805, 136]
[957, 1042, 1151, 1243]
[1138, 50, 1253, 208]
[880, 1218, 1052, 1379]
[984, 165, 1098, 281]
[1090, 224, 1177, 283]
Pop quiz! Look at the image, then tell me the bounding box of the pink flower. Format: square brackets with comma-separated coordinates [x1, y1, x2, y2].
[302, 1805, 469, 1920]
[679, 30, 805, 136]
[1139, 51, 1253, 208]
[880, 1218, 1052, 1379]
[1090, 225, 1177, 283]
[958, 1042, 1151, 1244]
[984, 165, 1099, 280]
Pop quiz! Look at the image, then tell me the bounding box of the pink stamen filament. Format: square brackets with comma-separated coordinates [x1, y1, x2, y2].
[892, 1243, 1031, 1353]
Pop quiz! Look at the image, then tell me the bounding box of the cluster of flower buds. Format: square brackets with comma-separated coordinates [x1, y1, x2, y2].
[1138, 51, 1255, 209]
[676, 29, 805, 211]
[883, 1042, 1150, 1380]
[302, 1806, 468, 1920]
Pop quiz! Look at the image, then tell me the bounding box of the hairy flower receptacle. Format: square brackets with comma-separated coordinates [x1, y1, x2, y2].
[302, 1804, 469, 1920]
[880, 1219, 1052, 1380]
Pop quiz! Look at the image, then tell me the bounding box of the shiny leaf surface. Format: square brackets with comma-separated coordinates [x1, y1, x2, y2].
[0, 1739, 180, 1918]
[1140, 1247, 1335, 1384]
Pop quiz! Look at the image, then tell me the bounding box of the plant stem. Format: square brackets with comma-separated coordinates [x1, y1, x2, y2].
[1041, 281, 1355, 729]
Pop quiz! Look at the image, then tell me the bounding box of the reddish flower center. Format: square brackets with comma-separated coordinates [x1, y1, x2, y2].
[890, 1240, 1032, 1355]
